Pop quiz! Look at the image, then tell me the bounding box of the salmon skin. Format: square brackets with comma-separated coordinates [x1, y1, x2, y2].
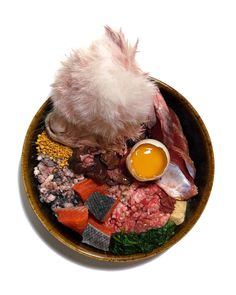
[85, 192, 116, 222]
[82, 220, 111, 251]
[54, 206, 89, 234]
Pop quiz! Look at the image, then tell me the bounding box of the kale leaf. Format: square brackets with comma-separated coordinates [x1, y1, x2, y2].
[110, 221, 177, 255]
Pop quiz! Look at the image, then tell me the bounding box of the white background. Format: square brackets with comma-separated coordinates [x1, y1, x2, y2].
[0, 0, 235, 294]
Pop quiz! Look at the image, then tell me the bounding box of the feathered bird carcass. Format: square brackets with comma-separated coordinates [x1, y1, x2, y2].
[45, 26, 156, 152]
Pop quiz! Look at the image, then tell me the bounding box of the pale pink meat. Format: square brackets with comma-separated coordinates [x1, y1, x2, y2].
[169, 108, 196, 178]
[157, 163, 198, 200]
[151, 90, 198, 200]
[105, 183, 171, 233]
[171, 146, 196, 179]
[168, 107, 189, 154]
[153, 90, 173, 147]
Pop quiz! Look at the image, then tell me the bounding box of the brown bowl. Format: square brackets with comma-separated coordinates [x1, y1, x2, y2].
[21, 78, 214, 262]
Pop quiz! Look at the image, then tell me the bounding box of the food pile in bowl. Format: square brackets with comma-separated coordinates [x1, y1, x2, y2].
[31, 26, 198, 255]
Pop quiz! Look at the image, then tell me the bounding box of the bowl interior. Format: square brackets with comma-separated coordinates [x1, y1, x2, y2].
[21, 79, 214, 262]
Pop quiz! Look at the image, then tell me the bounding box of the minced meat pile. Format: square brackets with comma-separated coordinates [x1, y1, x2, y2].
[34, 154, 84, 209]
[34, 131, 176, 233]
[105, 182, 175, 233]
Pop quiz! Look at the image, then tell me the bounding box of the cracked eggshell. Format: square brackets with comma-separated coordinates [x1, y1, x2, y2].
[126, 139, 170, 182]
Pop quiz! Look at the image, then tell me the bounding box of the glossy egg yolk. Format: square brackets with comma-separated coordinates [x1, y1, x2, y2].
[130, 143, 168, 179]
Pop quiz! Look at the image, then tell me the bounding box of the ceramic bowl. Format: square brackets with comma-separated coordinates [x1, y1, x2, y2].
[21, 78, 214, 262]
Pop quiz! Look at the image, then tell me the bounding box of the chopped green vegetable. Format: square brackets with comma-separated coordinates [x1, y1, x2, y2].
[110, 221, 177, 255]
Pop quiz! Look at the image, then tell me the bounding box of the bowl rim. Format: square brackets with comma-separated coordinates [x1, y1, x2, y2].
[21, 78, 214, 262]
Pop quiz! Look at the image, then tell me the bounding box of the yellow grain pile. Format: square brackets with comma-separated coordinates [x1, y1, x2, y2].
[36, 131, 72, 167]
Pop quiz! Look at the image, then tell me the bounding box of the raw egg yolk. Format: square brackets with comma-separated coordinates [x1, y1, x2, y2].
[130, 143, 168, 179]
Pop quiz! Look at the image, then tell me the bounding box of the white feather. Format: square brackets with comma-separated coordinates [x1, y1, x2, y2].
[48, 26, 156, 148]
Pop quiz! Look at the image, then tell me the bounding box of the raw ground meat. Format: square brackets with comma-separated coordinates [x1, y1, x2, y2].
[34, 154, 84, 209]
[105, 183, 174, 233]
